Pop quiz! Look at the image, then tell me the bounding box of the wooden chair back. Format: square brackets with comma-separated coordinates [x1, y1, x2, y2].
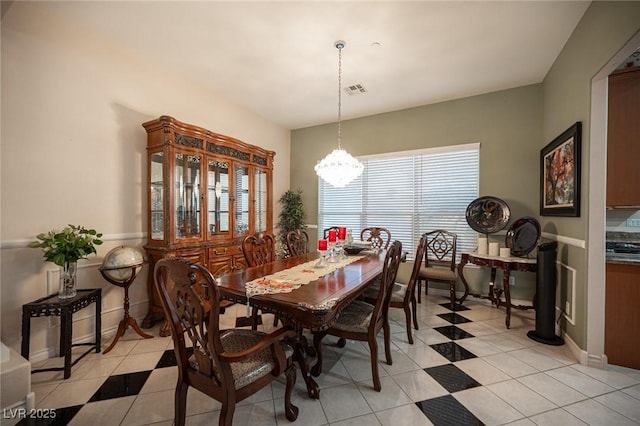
[286, 229, 309, 257]
[242, 232, 276, 266]
[360, 227, 392, 250]
[424, 229, 457, 271]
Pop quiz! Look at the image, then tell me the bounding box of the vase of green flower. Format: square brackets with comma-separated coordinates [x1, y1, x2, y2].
[29, 225, 103, 299]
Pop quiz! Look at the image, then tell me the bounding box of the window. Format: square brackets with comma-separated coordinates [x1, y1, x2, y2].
[318, 143, 479, 259]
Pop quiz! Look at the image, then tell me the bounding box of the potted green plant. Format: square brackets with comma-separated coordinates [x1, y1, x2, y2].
[276, 189, 306, 258]
[29, 224, 103, 299]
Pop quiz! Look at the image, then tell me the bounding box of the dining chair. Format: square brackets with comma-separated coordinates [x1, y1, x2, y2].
[285, 229, 309, 257]
[153, 257, 298, 426]
[363, 233, 427, 344]
[417, 229, 458, 308]
[311, 240, 403, 391]
[242, 232, 277, 329]
[360, 227, 391, 251]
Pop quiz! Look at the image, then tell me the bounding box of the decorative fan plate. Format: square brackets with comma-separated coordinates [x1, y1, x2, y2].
[505, 216, 541, 257]
[465, 196, 511, 234]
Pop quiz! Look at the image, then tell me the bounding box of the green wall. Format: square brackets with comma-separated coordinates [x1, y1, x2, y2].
[541, 1, 640, 350]
[292, 84, 542, 301]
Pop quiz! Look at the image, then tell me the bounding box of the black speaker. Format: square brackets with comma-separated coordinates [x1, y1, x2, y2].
[527, 241, 564, 345]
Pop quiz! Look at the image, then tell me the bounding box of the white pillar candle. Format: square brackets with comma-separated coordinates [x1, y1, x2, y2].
[500, 247, 511, 258]
[478, 237, 488, 254]
[489, 242, 500, 256]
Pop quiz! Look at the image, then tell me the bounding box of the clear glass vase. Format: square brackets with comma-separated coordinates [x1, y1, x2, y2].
[59, 261, 77, 299]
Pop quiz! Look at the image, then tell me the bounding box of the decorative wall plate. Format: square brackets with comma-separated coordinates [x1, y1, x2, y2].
[505, 216, 541, 257]
[465, 196, 511, 234]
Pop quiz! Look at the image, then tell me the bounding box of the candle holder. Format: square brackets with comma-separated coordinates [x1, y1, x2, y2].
[316, 239, 328, 267]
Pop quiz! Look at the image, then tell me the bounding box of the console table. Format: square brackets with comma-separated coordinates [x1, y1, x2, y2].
[457, 252, 536, 328]
[21, 289, 102, 379]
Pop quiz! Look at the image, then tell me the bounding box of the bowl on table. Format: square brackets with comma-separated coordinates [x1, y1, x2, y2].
[343, 245, 366, 255]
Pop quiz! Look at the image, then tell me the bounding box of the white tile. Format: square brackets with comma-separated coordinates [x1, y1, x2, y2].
[390, 369, 449, 402]
[455, 357, 512, 385]
[139, 366, 179, 394]
[111, 351, 165, 375]
[483, 352, 540, 378]
[68, 396, 136, 426]
[594, 390, 640, 423]
[486, 379, 557, 417]
[355, 376, 412, 411]
[563, 398, 638, 426]
[374, 403, 434, 426]
[129, 335, 172, 354]
[622, 383, 640, 400]
[517, 372, 588, 406]
[455, 337, 503, 357]
[454, 386, 525, 425]
[571, 363, 640, 389]
[545, 366, 616, 397]
[318, 383, 372, 423]
[477, 333, 528, 352]
[403, 345, 449, 369]
[274, 394, 328, 426]
[509, 347, 566, 371]
[331, 413, 381, 426]
[65, 355, 123, 381]
[505, 419, 537, 426]
[528, 408, 588, 425]
[379, 350, 421, 376]
[121, 389, 175, 426]
[411, 327, 451, 345]
[38, 377, 106, 409]
[226, 399, 277, 426]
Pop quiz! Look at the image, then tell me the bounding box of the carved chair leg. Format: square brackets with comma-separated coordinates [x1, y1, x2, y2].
[368, 338, 381, 392]
[383, 319, 393, 366]
[417, 279, 422, 304]
[284, 363, 299, 421]
[250, 307, 259, 330]
[411, 294, 419, 331]
[403, 305, 414, 344]
[219, 399, 236, 426]
[174, 382, 188, 426]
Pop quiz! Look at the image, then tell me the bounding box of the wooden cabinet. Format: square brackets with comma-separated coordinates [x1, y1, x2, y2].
[605, 262, 640, 370]
[607, 67, 640, 207]
[141, 116, 274, 334]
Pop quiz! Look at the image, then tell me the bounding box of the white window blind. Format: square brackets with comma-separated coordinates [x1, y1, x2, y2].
[318, 143, 479, 259]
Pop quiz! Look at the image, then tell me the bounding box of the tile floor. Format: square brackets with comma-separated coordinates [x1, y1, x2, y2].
[22, 294, 640, 426]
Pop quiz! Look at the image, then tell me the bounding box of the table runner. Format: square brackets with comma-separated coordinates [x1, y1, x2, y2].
[245, 254, 366, 299]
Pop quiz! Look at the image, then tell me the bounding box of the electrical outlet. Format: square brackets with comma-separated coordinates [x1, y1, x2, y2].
[627, 219, 640, 227]
[509, 276, 516, 286]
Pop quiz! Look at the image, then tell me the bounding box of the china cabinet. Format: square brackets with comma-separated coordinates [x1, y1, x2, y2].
[141, 116, 274, 333]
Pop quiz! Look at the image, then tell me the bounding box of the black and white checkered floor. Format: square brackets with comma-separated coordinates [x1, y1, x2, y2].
[21, 294, 640, 425]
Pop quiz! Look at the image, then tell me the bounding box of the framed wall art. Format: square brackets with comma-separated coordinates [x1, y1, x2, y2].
[540, 122, 581, 217]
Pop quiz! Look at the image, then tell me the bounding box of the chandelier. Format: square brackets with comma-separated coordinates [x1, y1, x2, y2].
[314, 40, 364, 188]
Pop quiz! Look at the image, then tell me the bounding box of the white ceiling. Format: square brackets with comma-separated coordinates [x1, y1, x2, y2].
[37, 1, 590, 130]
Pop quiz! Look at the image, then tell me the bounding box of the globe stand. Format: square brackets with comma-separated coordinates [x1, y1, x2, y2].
[100, 264, 154, 354]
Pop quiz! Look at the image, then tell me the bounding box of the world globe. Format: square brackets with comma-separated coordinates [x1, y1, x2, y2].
[101, 245, 146, 282]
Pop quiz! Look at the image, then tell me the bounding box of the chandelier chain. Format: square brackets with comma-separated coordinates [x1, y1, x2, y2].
[337, 42, 343, 149]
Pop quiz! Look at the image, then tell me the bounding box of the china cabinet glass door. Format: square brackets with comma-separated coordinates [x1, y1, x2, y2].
[234, 165, 249, 237]
[255, 168, 268, 232]
[150, 151, 164, 240]
[174, 152, 202, 240]
[207, 160, 230, 237]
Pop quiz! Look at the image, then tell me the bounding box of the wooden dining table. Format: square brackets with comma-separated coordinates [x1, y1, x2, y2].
[216, 250, 386, 399]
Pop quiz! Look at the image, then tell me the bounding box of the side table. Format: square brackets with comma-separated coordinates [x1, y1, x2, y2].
[21, 288, 102, 379]
[457, 252, 536, 328]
